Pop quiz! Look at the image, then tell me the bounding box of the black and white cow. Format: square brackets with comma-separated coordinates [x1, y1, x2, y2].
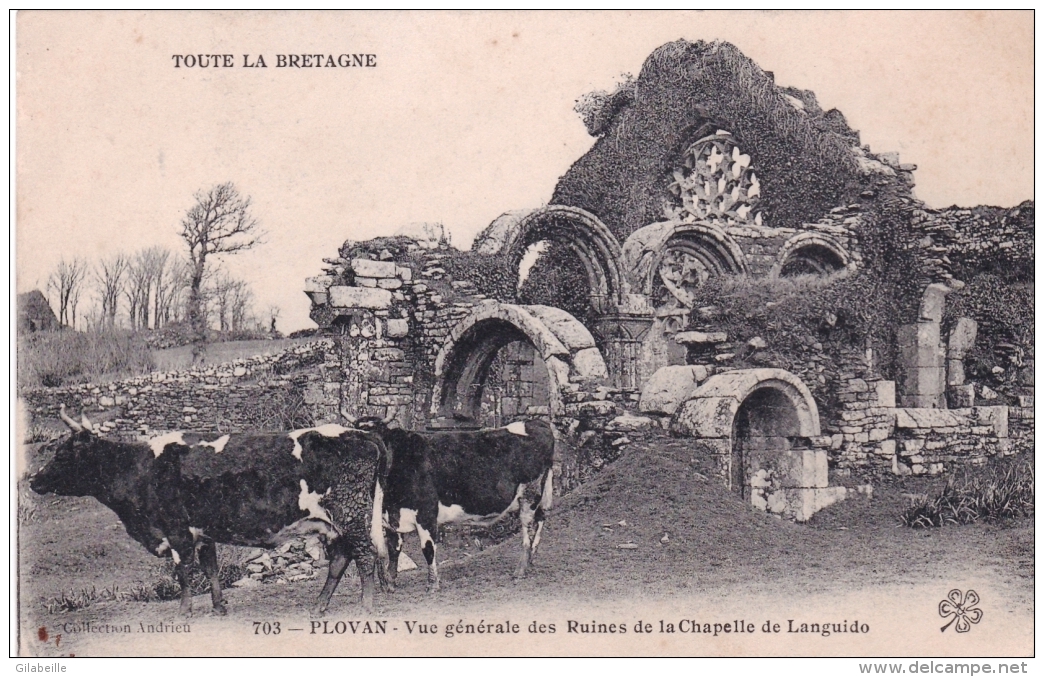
[354, 412, 554, 592]
[29, 406, 390, 616]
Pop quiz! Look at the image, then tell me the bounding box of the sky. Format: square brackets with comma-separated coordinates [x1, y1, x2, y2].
[15, 11, 1033, 333]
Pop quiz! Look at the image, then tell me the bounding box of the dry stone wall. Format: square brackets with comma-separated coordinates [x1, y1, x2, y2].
[22, 341, 339, 436]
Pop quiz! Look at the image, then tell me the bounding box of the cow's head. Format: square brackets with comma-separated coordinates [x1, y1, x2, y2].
[343, 406, 398, 480]
[346, 406, 398, 434]
[29, 405, 105, 496]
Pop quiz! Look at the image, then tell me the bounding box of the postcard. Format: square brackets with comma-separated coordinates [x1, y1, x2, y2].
[14, 10, 1033, 660]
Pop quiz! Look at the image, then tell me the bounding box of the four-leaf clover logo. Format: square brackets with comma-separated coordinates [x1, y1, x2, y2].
[939, 589, 983, 633]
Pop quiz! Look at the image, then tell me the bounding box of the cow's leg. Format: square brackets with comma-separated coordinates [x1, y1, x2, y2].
[414, 519, 439, 592]
[314, 537, 350, 616]
[165, 534, 196, 616]
[349, 540, 377, 613]
[530, 507, 546, 559]
[378, 529, 402, 593]
[172, 552, 194, 616]
[198, 540, 227, 615]
[514, 499, 537, 579]
[530, 470, 553, 560]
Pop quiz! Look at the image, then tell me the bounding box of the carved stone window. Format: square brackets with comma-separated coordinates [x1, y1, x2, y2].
[666, 131, 763, 226]
[654, 243, 717, 309]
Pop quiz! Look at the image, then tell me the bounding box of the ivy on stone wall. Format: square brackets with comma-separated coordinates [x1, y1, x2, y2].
[688, 270, 901, 387]
[945, 274, 1033, 395]
[516, 242, 598, 325]
[441, 250, 518, 302]
[555, 39, 872, 241]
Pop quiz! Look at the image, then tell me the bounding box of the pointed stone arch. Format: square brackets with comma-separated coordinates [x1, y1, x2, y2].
[431, 301, 609, 421]
[473, 206, 629, 313]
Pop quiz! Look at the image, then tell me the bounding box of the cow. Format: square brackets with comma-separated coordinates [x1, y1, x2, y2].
[29, 405, 390, 616]
[351, 410, 554, 593]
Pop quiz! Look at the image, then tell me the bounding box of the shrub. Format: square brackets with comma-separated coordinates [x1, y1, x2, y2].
[44, 585, 120, 614]
[239, 385, 315, 431]
[687, 269, 902, 378]
[18, 329, 155, 389]
[901, 454, 1034, 528]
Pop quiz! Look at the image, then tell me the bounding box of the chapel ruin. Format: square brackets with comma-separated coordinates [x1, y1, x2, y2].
[26, 40, 1031, 523]
[302, 40, 1033, 520]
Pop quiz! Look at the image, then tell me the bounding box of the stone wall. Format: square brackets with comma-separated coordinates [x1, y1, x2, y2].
[723, 204, 864, 276]
[22, 341, 339, 437]
[308, 242, 490, 430]
[645, 321, 1021, 480]
[891, 406, 1011, 476]
[910, 203, 1033, 285]
[306, 239, 651, 491]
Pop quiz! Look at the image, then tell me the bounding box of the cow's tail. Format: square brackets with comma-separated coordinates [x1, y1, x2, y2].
[370, 473, 389, 566]
[539, 467, 554, 512]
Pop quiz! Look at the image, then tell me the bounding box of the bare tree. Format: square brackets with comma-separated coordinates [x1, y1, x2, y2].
[230, 281, 253, 332]
[47, 257, 88, 329]
[266, 305, 281, 335]
[148, 247, 171, 328]
[208, 269, 254, 333]
[94, 252, 128, 326]
[124, 252, 152, 330]
[208, 268, 235, 332]
[180, 183, 265, 363]
[157, 256, 191, 326]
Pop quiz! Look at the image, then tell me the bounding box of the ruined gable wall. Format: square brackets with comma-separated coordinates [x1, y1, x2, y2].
[551, 40, 884, 242]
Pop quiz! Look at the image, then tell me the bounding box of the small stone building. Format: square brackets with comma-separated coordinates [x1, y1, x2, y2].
[18, 289, 59, 333]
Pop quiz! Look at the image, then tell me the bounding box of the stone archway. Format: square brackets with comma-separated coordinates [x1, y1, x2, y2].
[772, 232, 850, 277]
[670, 368, 821, 495]
[473, 206, 629, 314]
[621, 221, 748, 385]
[431, 301, 608, 423]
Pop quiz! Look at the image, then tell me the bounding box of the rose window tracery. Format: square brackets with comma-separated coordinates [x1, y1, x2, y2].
[666, 131, 763, 226]
[654, 132, 761, 310]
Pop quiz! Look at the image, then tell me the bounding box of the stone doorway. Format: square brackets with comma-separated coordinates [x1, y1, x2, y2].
[431, 301, 609, 427]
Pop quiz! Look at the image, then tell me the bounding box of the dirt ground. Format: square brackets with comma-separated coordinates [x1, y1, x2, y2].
[17, 434, 1033, 657]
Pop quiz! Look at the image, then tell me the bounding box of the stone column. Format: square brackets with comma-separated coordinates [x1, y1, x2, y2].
[946, 317, 978, 407]
[897, 283, 949, 408]
[590, 313, 654, 393]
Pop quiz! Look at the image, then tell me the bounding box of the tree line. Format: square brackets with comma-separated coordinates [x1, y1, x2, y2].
[46, 248, 266, 333]
[41, 183, 273, 363]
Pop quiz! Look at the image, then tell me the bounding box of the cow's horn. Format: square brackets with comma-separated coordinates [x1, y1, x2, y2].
[80, 412, 95, 432]
[59, 404, 83, 432]
[381, 406, 397, 425]
[340, 407, 357, 425]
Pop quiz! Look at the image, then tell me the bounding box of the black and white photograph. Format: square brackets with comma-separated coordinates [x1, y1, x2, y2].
[12, 11, 1034, 661]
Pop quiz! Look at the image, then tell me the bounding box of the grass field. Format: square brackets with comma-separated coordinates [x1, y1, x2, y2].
[18, 432, 1033, 657]
[149, 337, 318, 371]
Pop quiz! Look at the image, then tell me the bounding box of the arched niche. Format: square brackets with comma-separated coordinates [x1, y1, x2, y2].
[622, 221, 749, 309]
[670, 369, 822, 495]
